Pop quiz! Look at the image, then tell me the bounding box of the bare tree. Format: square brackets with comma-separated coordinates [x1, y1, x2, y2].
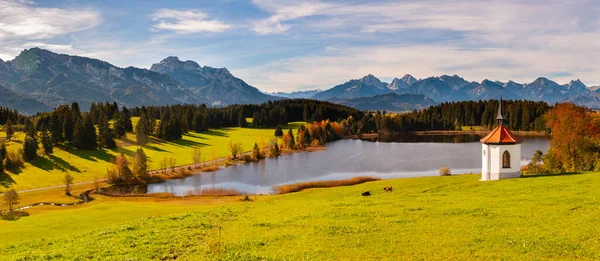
[64, 173, 75, 196]
[169, 156, 177, 172]
[160, 157, 168, 174]
[4, 189, 19, 212]
[192, 147, 202, 168]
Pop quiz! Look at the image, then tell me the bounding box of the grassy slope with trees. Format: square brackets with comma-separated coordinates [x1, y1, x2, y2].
[1, 172, 599, 260]
[0, 123, 302, 191]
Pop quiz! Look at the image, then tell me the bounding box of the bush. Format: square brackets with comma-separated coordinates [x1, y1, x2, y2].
[242, 154, 253, 162]
[4, 149, 25, 171]
[22, 136, 38, 161]
[439, 167, 451, 176]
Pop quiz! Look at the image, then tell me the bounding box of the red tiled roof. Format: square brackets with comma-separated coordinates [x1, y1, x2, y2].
[480, 125, 523, 144]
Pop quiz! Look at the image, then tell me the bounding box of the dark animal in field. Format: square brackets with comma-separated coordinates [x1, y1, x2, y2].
[384, 186, 393, 192]
[362, 191, 371, 196]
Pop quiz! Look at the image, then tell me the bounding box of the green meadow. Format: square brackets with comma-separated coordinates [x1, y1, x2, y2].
[0, 120, 302, 192]
[1, 173, 598, 260]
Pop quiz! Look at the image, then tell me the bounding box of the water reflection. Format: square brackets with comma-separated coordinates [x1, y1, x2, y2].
[147, 135, 550, 196]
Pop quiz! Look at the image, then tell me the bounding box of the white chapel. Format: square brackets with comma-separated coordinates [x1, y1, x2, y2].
[480, 97, 522, 181]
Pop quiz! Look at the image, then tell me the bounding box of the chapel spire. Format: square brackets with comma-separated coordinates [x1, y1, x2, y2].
[496, 96, 504, 126]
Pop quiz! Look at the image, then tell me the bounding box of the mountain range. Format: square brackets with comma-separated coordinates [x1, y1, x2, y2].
[0, 48, 278, 114]
[273, 74, 600, 110]
[1, 48, 599, 114]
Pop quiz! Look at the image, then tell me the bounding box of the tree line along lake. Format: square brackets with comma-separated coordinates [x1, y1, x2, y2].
[141, 134, 550, 196]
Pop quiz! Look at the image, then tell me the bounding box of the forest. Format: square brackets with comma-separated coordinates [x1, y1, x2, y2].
[347, 99, 552, 135]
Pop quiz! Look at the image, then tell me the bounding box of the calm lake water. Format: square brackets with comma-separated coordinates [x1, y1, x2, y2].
[146, 134, 550, 196]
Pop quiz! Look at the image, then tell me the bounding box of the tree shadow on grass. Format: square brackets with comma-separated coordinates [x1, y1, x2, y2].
[144, 145, 169, 152]
[66, 147, 113, 163]
[0, 172, 15, 188]
[521, 172, 586, 178]
[170, 138, 207, 148]
[202, 129, 230, 138]
[30, 155, 82, 173]
[115, 147, 136, 158]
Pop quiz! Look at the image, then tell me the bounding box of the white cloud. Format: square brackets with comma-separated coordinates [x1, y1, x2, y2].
[251, 0, 330, 35]
[0, 0, 100, 60]
[239, 0, 600, 91]
[151, 9, 231, 34]
[0, 0, 100, 41]
[233, 42, 600, 93]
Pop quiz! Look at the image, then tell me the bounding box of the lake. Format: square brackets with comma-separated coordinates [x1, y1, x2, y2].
[146, 134, 550, 196]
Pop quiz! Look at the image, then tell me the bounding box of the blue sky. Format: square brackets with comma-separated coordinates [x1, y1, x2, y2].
[1, 0, 600, 92]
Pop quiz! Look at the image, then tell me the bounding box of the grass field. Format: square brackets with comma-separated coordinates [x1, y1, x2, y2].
[0, 121, 302, 192]
[1, 173, 598, 260]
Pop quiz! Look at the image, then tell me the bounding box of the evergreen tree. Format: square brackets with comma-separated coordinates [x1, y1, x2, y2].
[83, 115, 98, 149]
[23, 136, 38, 161]
[0, 142, 6, 161]
[23, 119, 35, 137]
[72, 118, 86, 149]
[135, 112, 151, 146]
[49, 113, 63, 144]
[238, 110, 247, 127]
[4, 119, 14, 141]
[122, 107, 133, 132]
[40, 125, 53, 155]
[113, 112, 127, 138]
[98, 114, 116, 149]
[274, 125, 283, 137]
[0, 142, 6, 173]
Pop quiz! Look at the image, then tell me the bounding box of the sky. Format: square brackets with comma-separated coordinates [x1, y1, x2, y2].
[1, 0, 600, 92]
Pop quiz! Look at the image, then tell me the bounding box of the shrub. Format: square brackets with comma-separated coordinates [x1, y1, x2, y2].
[439, 167, 451, 176]
[4, 149, 25, 171]
[242, 154, 253, 162]
[22, 136, 38, 161]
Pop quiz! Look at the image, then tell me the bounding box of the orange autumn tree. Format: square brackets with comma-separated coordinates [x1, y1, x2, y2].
[545, 103, 600, 172]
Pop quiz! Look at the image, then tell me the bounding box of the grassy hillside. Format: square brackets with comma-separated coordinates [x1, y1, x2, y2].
[0, 121, 302, 192]
[1, 173, 599, 260]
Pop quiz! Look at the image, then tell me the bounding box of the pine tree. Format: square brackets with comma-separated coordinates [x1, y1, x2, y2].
[122, 107, 133, 132]
[238, 110, 247, 127]
[274, 125, 283, 137]
[135, 112, 151, 146]
[23, 119, 35, 138]
[23, 136, 38, 161]
[72, 118, 86, 149]
[40, 125, 53, 155]
[0, 142, 6, 161]
[98, 114, 116, 149]
[4, 119, 14, 141]
[113, 112, 126, 138]
[49, 113, 63, 144]
[0, 142, 6, 173]
[83, 115, 97, 149]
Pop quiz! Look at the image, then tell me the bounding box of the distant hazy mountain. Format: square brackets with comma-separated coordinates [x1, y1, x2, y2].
[150, 56, 280, 106]
[312, 74, 389, 100]
[0, 82, 51, 114]
[387, 74, 417, 90]
[269, 89, 322, 99]
[317, 74, 599, 108]
[329, 93, 437, 111]
[0, 48, 205, 113]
